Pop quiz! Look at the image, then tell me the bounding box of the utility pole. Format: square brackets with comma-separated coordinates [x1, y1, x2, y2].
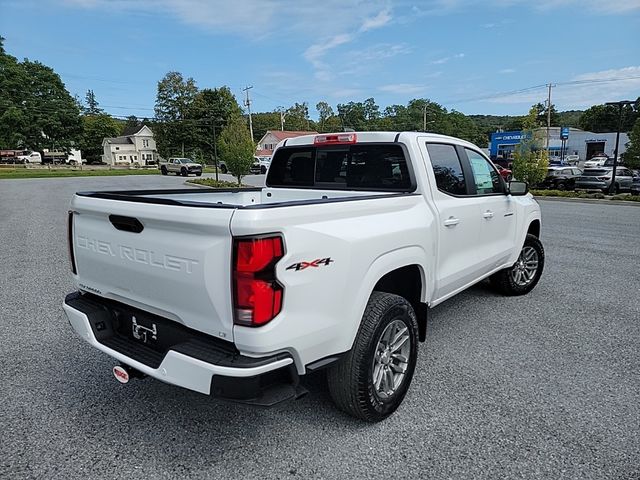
[605, 100, 634, 194]
[423, 104, 427, 132]
[278, 107, 287, 131]
[545, 83, 555, 152]
[242, 85, 254, 141]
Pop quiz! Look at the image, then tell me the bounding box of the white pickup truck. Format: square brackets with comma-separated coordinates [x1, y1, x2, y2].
[63, 132, 544, 422]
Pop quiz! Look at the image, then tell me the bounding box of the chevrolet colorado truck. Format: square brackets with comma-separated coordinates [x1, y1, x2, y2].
[63, 132, 544, 422]
[160, 157, 203, 176]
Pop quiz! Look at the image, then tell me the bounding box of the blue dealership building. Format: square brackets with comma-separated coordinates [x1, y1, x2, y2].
[489, 127, 628, 162]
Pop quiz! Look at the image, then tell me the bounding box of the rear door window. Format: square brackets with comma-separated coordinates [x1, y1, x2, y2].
[426, 143, 467, 195]
[266, 144, 413, 191]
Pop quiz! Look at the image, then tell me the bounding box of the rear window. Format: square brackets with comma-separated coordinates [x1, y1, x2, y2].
[266, 144, 413, 191]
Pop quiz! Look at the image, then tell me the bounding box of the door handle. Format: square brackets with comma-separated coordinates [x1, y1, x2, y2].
[443, 216, 460, 227]
[483, 210, 494, 219]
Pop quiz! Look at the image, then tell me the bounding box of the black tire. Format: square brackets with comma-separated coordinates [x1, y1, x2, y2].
[556, 181, 566, 191]
[196, 172, 202, 176]
[261, 166, 267, 174]
[220, 165, 227, 174]
[327, 292, 419, 422]
[161, 166, 168, 175]
[490, 234, 545, 296]
[181, 168, 188, 177]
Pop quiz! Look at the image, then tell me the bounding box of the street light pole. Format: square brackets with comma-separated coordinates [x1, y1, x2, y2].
[605, 100, 633, 195]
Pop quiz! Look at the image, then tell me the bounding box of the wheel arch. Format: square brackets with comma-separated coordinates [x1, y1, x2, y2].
[527, 219, 540, 238]
[346, 247, 429, 350]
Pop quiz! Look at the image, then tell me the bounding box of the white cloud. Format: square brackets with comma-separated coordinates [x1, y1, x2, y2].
[379, 83, 429, 95]
[499, 68, 516, 74]
[431, 53, 465, 64]
[302, 8, 394, 81]
[488, 66, 640, 108]
[360, 9, 393, 32]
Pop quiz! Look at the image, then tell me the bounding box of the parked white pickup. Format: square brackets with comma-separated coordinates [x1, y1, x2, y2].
[63, 131, 543, 421]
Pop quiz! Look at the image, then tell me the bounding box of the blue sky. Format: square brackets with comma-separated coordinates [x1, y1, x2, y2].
[1, 0, 639, 120]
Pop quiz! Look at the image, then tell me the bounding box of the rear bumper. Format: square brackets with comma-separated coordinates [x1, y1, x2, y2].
[63, 292, 299, 404]
[576, 181, 607, 190]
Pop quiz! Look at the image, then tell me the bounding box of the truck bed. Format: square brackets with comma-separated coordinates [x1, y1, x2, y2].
[77, 187, 410, 209]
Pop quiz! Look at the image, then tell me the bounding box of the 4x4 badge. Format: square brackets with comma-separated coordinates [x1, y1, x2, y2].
[286, 257, 334, 271]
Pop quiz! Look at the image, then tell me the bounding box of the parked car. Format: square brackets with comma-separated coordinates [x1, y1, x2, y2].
[575, 167, 634, 193]
[63, 131, 543, 422]
[539, 167, 583, 190]
[219, 157, 271, 175]
[17, 151, 42, 164]
[160, 157, 202, 176]
[583, 154, 609, 168]
[565, 154, 580, 165]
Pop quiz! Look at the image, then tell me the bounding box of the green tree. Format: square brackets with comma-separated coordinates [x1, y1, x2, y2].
[531, 102, 559, 127]
[283, 102, 312, 131]
[512, 107, 549, 185]
[252, 111, 281, 140]
[579, 101, 638, 133]
[188, 87, 243, 163]
[219, 115, 255, 185]
[84, 89, 103, 115]
[0, 37, 82, 150]
[623, 118, 640, 170]
[316, 101, 334, 131]
[80, 114, 122, 163]
[154, 71, 198, 157]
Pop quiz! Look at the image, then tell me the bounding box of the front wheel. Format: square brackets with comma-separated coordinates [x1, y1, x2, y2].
[490, 234, 544, 296]
[220, 165, 228, 174]
[181, 168, 188, 177]
[327, 292, 418, 422]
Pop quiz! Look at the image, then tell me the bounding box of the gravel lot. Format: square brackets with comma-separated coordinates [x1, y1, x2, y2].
[1, 175, 639, 480]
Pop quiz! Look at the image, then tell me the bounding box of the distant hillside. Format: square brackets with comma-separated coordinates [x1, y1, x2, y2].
[469, 110, 584, 134]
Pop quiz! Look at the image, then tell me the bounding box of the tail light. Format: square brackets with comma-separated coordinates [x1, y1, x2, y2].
[67, 210, 77, 274]
[233, 236, 284, 326]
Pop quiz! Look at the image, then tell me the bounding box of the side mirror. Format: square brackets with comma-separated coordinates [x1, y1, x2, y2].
[509, 180, 528, 196]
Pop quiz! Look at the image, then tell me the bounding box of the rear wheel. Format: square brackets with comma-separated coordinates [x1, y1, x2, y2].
[490, 234, 544, 296]
[327, 292, 418, 422]
[181, 168, 188, 177]
[196, 172, 202, 177]
[160, 166, 167, 175]
[220, 165, 228, 174]
[556, 181, 566, 190]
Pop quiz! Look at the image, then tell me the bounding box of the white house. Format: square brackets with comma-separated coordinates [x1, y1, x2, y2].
[102, 125, 158, 165]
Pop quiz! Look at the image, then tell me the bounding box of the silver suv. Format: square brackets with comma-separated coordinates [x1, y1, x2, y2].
[576, 167, 634, 194]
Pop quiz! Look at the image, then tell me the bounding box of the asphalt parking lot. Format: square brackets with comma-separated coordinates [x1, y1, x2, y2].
[1, 175, 639, 480]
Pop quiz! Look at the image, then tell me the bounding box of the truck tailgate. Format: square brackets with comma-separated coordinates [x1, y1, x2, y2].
[70, 195, 236, 341]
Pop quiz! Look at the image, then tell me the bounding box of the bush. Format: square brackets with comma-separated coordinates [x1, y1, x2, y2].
[187, 179, 247, 188]
[530, 189, 640, 201]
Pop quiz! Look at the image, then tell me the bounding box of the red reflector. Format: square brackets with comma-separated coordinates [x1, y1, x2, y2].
[314, 133, 357, 145]
[233, 236, 284, 327]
